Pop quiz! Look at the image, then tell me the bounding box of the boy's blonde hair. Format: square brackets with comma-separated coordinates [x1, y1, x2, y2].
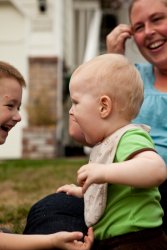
[0, 61, 26, 87]
[74, 53, 144, 121]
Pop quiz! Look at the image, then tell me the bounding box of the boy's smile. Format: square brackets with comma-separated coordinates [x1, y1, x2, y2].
[0, 78, 22, 144]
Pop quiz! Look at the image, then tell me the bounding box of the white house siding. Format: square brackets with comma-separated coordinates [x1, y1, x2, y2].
[0, 0, 145, 159]
[0, 1, 28, 159]
[0, 0, 64, 159]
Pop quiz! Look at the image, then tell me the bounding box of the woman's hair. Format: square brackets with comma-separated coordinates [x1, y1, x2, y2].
[129, 0, 167, 17]
[0, 61, 26, 87]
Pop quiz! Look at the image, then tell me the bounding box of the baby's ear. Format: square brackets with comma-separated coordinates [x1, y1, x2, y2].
[99, 95, 112, 118]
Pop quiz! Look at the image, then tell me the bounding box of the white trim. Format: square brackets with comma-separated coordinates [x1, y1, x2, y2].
[83, 9, 102, 62]
[74, 0, 99, 10]
[10, 0, 30, 16]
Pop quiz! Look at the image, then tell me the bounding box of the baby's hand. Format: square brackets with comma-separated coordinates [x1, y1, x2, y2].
[77, 163, 106, 193]
[56, 184, 83, 198]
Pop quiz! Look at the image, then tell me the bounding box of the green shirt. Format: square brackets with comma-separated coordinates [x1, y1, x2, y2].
[94, 128, 163, 240]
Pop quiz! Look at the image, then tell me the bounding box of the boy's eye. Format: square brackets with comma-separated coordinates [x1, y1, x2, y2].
[6, 102, 21, 110]
[7, 104, 14, 108]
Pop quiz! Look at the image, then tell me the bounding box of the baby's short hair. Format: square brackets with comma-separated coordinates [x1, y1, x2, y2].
[99, 53, 144, 120]
[75, 53, 144, 120]
[0, 61, 26, 87]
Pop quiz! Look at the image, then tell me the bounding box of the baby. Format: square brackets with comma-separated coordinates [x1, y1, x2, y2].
[58, 53, 167, 250]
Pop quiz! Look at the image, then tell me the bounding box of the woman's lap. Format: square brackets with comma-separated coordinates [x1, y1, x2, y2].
[23, 192, 87, 235]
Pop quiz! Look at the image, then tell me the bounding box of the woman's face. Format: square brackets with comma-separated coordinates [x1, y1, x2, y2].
[130, 0, 167, 69]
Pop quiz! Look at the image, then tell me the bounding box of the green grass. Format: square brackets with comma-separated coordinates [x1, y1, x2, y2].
[0, 157, 88, 233]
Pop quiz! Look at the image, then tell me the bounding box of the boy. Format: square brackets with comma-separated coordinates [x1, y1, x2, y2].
[0, 61, 93, 250]
[58, 54, 167, 249]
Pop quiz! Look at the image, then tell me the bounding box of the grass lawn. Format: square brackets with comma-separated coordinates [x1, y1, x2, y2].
[0, 157, 88, 233]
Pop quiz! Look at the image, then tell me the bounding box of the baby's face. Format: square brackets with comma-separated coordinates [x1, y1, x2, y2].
[0, 78, 22, 144]
[69, 74, 103, 145]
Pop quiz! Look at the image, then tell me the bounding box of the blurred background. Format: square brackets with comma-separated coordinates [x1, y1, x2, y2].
[0, 0, 146, 160]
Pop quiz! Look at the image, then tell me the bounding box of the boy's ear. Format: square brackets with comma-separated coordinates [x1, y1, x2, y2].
[99, 95, 112, 118]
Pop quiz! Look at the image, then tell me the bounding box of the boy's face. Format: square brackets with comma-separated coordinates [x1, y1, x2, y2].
[0, 78, 22, 144]
[69, 74, 101, 145]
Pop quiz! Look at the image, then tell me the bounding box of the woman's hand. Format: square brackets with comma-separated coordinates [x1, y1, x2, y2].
[106, 24, 132, 54]
[57, 184, 83, 198]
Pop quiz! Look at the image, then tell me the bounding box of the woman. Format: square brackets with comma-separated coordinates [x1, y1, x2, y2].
[106, 0, 167, 234]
